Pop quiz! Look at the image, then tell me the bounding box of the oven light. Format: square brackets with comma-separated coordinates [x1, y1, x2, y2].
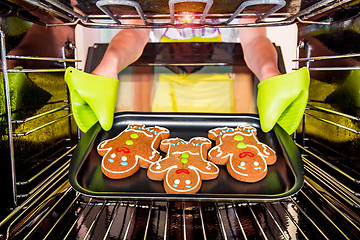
[179, 13, 195, 23]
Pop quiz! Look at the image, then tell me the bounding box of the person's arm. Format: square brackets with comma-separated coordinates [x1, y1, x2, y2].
[238, 18, 280, 81]
[238, 18, 310, 135]
[92, 22, 150, 79]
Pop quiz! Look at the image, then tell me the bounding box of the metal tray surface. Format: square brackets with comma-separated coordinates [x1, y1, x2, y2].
[69, 112, 304, 201]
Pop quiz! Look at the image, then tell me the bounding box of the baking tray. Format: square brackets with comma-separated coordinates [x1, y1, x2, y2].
[69, 112, 304, 202]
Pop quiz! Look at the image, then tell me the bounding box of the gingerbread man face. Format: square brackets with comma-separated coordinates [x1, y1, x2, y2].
[208, 126, 276, 182]
[97, 124, 170, 179]
[147, 137, 219, 194]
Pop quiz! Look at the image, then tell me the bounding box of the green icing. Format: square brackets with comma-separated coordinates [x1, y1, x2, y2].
[130, 133, 139, 139]
[236, 142, 247, 149]
[125, 140, 134, 145]
[180, 158, 188, 164]
[181, 152, 189, 158]
[233, 135, 244, 141]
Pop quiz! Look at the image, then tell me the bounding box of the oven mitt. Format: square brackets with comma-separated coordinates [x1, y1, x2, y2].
[257, 67, 310, 135]
[64, 67, 119, 133]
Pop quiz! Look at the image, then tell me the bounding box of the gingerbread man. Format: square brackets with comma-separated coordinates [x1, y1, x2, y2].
[147, 137, 219, 194]
[97, 124, 170, 179]
[208, 126, 276, 182]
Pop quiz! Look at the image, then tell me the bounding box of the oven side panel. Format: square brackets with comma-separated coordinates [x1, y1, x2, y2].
[298, 13, 360, 181]
[0, 8, 77, 211]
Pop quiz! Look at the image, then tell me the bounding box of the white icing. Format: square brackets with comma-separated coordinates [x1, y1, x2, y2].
[101, 156, 138, 174]
[240, 162, 245, 167]
[174, 179, 180, 184]
[172, 151, 199, 156]
[121, 156, 127, 161]
[149, 161, 178, 174]
[188, 164, 219, 175]
[111, 153, 116, 158]
[254, 161, 259, 166]
[185, 180, 191, 185]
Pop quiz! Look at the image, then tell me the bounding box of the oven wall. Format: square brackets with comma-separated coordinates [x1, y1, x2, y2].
[0, 8, 77, 211]
[298, 14, 360, 181]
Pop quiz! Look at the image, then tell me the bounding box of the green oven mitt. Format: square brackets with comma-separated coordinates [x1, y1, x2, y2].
[257, 67, 310, 135]
[64, 67, 119, 133]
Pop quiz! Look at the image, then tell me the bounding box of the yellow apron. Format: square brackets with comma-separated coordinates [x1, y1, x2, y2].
[151, 73, 236, 113]
[151, 27, 235, 113]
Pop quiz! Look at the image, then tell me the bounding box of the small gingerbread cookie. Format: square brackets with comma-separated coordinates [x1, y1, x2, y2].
[97, 124, 170, 179]
[147, 137, 219, 194]
[208, 126, 276, 182]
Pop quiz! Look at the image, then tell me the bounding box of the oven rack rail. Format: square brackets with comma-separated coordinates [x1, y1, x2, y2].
[0, 29, 80, 207]
[21, 0, 355, 28]
[0, 152, 359, 240]
[292, 49, 360, 189]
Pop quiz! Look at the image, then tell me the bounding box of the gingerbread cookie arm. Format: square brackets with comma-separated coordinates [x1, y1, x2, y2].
[147, 157, 178, 181]
[97, 139, 111, 156]
[189, 162, 219, 180]
[208, 140, 233, 165]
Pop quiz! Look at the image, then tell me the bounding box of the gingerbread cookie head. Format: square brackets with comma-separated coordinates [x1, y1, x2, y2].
[147, 137, 219, 194]
[208, 126, 276, 182]
[97, 124, 170, 179]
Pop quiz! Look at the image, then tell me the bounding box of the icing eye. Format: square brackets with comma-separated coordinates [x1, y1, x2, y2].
[240, 162, 245, 167]
[185, 180, 191, 185]
[121, 156, 127, 161]
[254, 161, 259, 166]
[110, 153, 116, 158]
[174, 179, 180, 184]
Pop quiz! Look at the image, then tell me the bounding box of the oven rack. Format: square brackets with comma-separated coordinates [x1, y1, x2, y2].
[293, 48, 360, 188]
[0, 29, 79, 208]
[20, 0, 355, 28]
[0, 153, 359, 240]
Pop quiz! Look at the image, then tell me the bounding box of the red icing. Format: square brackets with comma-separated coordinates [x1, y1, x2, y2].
[239, 152, 254, 158]
[176, 169, 190, 174]
[116, 147, 130, 153]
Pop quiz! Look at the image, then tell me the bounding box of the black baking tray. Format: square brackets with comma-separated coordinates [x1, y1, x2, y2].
[69, 112, 304, 202]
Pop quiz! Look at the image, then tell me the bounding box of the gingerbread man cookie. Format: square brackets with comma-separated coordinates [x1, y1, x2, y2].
[147, 137, 219, 194]
[208, 126, 276, 182]
[97, 124, 170, 179]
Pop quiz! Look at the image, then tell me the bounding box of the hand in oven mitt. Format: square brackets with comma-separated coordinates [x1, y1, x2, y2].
[64, 67, 119, 132]
[257, 67, 310, 135]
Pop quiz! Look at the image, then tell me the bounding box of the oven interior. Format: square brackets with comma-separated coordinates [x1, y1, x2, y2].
[1, 0, 360, 239]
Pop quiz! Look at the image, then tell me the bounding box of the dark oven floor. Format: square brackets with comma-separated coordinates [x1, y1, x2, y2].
[1, 162, 359, 240]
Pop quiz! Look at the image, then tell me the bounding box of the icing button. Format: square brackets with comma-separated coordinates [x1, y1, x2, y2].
[233, 135, 244, 141]
[236, 142, 247, 149]
[130, 133, 139, 139]
[180, 158, 188, 164]
[181, 152, 190, 158]
[125, 140, 134, 145]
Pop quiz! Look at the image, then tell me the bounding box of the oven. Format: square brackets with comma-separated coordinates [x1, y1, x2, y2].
[1, 0, 359, 239]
